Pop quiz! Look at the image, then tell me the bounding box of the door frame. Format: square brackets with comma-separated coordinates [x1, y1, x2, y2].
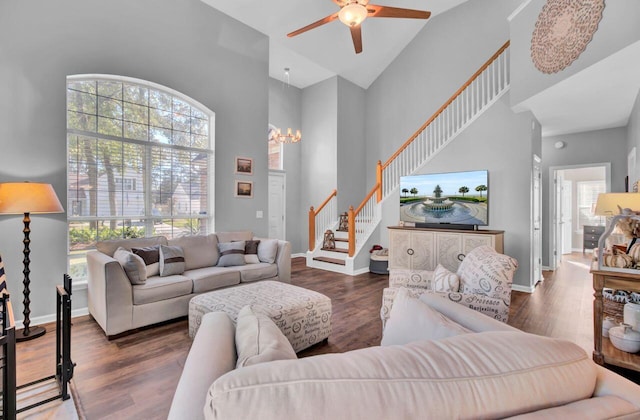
[530, 154, 542, 289]
[268, 170, 286, 240]
[549, 162, 611, 270]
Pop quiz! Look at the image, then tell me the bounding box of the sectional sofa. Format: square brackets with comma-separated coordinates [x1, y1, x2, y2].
[87, 231, 291, 337]
[169, 292, 640, 420]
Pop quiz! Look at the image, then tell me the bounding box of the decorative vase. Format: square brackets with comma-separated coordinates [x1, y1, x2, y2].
[609, 324, 640, 353]
[624, 302, 640, 331]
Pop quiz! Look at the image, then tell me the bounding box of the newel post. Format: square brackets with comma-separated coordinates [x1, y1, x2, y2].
[348, 205, 355, 257]
[308, 206, 315, 251]
[376, 160, 383, 203]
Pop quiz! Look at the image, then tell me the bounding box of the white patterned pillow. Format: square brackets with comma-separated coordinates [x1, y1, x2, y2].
[428, 292, 510, 323]
[381, 288, 470, 346]
[432, 264, 460, 293]
[114, 247, 147, 284]
[457, 246, 518, 306]
[159, 245, 186, 276]
[388, 269, 433, 289]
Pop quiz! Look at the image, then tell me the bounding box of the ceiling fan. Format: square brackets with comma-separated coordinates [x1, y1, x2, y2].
[287, 0, 431, 54]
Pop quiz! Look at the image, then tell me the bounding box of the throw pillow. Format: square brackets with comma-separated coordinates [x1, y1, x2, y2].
[217, 241, 246, 267]
[244, 239, 261, 264]
[457, 246, 518, 305]
[159, 245, 186, 277]
[432, 264, 460, 293]
[114, 247, 147, 285]
[132, 245, 161, 277]
[381, 287, 471, 346]
[235, 305, 297, 368]
[257, 238, 278, 264]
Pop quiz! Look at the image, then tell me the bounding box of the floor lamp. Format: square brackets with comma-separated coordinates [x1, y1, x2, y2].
[0, 182, 64, 341]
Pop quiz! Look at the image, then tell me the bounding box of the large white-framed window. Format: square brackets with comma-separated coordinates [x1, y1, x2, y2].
[66, 75, 214, 282]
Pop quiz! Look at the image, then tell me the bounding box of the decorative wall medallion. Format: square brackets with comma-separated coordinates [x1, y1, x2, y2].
[531, 0, 605, 74]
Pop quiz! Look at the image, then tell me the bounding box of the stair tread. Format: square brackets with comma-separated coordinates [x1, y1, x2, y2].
[321, 247, 348, 253]
[334, 237, 348, 242]
[313, 256, 346, 266]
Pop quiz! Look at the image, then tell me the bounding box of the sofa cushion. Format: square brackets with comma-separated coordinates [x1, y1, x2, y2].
[97, 236, 168, 257]
[381, 287, 470, 346]
[132, 245, 161, 277]
[509, 395, 640, 419]
[236, 263, 278, 283]
[257, 239, 278, 264]
[432, 264, 460, 292]
[160, 245, 186, 277]
[235, 305, 297, 368]
[113, 247, 147, 285]
[132, 275, 192, 305]
[457, 245, 518, 306]
[206, 331, 598, 420]
[168, 234, 219, 270]
[185, 267, 241, 294]
[216, 231, 253, 243]
[244, 240, 261, 264]
[217, 241, 246, 267]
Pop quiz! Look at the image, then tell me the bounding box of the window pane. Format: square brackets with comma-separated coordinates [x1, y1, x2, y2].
[67, 110, 97, 132]
[98, 96, 123, 119]
[124, 121, 149, 141]
[98, 116, 123, 137]
[124, 102, 148, 124]
[124, 84, 148, 106]
[98, 80, 122, 100]
[68, 80, 96, 95]
[150, 108, 172, 129]
[191, 134, 208, 149]
[150, 127, 171, 143]
[149, 90, 172, 111]
[191, 117, 209, 136]
[67, 90, 96, 114]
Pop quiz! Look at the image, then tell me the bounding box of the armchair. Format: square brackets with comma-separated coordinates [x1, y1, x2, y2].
[381, 246, 518, 327]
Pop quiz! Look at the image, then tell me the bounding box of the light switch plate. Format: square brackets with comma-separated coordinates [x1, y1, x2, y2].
[256, 210, 263, 219]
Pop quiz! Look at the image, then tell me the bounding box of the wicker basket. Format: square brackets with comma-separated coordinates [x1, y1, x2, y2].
[603, 291, 627, 323]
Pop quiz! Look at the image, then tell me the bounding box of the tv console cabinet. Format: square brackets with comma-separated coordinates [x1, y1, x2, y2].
[388, 226, 504, 273]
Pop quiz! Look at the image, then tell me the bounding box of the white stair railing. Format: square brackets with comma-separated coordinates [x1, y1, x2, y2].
[308, 190, 338, 251]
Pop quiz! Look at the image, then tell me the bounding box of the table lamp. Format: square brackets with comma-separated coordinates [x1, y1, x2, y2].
[0, 182, 64, 341]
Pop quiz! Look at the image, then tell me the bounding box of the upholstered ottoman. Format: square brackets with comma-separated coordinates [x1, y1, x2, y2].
[188, 280, 332, 352]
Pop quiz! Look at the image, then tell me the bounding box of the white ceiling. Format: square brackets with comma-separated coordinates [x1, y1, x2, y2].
[202, 0, 640, 137]
[201, 0, 468, 89]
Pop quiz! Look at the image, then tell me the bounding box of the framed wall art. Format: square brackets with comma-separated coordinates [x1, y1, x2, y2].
[234, 180, 253, 198]
[235, 156, 253, 175]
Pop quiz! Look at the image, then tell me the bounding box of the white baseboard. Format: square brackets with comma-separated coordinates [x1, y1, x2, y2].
[352, 267, 372, 276]
[512, 284, 535, 294]
[542, 265, 552, 271]
[291, 253, 306, 258]
[15, 307, 89, 330]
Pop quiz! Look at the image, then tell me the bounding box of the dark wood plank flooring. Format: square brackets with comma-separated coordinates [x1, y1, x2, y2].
[14, 253, 629, 419]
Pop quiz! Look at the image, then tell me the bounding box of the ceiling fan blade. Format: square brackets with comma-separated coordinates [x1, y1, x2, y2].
[350, 25, 363, 54]
[367, 5, 431, 19]
[287, 12, 339, 37]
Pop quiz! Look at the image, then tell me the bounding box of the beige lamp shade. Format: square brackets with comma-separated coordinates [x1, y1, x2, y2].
[0, 182, 64, 214]
[594, 193, 640, 216]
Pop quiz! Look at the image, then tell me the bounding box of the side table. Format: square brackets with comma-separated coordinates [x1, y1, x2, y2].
[591, 267, 640, 372]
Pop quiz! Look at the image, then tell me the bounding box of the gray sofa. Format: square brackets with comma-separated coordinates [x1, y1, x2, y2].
[169, 293, 640, 420]
[87, 231, 291, 337]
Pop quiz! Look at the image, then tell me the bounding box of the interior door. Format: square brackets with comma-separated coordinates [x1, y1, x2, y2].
[532, 156, 542, 285]
[268, 172, 286, 240]
[562, 180, 573, 254]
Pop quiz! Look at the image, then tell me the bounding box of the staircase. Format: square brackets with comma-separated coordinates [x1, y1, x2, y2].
[307, 41, 511, 274]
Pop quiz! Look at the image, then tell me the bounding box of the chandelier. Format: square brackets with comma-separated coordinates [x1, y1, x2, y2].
[273, 127, 302, 144]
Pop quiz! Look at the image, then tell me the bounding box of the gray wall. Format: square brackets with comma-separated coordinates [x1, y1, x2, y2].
[337, 77, 367, 212]
[268, 78, 304, 253]
[365, 0, 520, 187]
[378, 96, 537, 289]
[0, 0, 269, 321]
[542, 127, 628, 266]
[301, 78, 338, 250]
[627, 90, 640, 181]
[510, 0, 640, 108]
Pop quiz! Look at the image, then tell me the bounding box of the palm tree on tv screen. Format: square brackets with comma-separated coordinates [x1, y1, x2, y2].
[402, 188, 409, 198]
[459, 186, 469, 197]
[476, 184, 487, 198]
[410, 187, 418, 197]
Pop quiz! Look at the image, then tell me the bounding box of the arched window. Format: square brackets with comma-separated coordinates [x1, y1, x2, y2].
[66, 75, 214, 282]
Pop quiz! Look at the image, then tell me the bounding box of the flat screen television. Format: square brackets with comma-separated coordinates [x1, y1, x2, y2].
[399, 170, 488, 227]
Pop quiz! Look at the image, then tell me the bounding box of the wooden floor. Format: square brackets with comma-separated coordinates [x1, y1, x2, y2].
[15, 253, 634, 419]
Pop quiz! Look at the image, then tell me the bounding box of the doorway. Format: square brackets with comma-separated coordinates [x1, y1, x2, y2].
[549, 163, 610, 270]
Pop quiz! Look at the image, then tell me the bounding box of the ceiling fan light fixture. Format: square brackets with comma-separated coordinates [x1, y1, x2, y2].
[338, 3, 368, 27]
